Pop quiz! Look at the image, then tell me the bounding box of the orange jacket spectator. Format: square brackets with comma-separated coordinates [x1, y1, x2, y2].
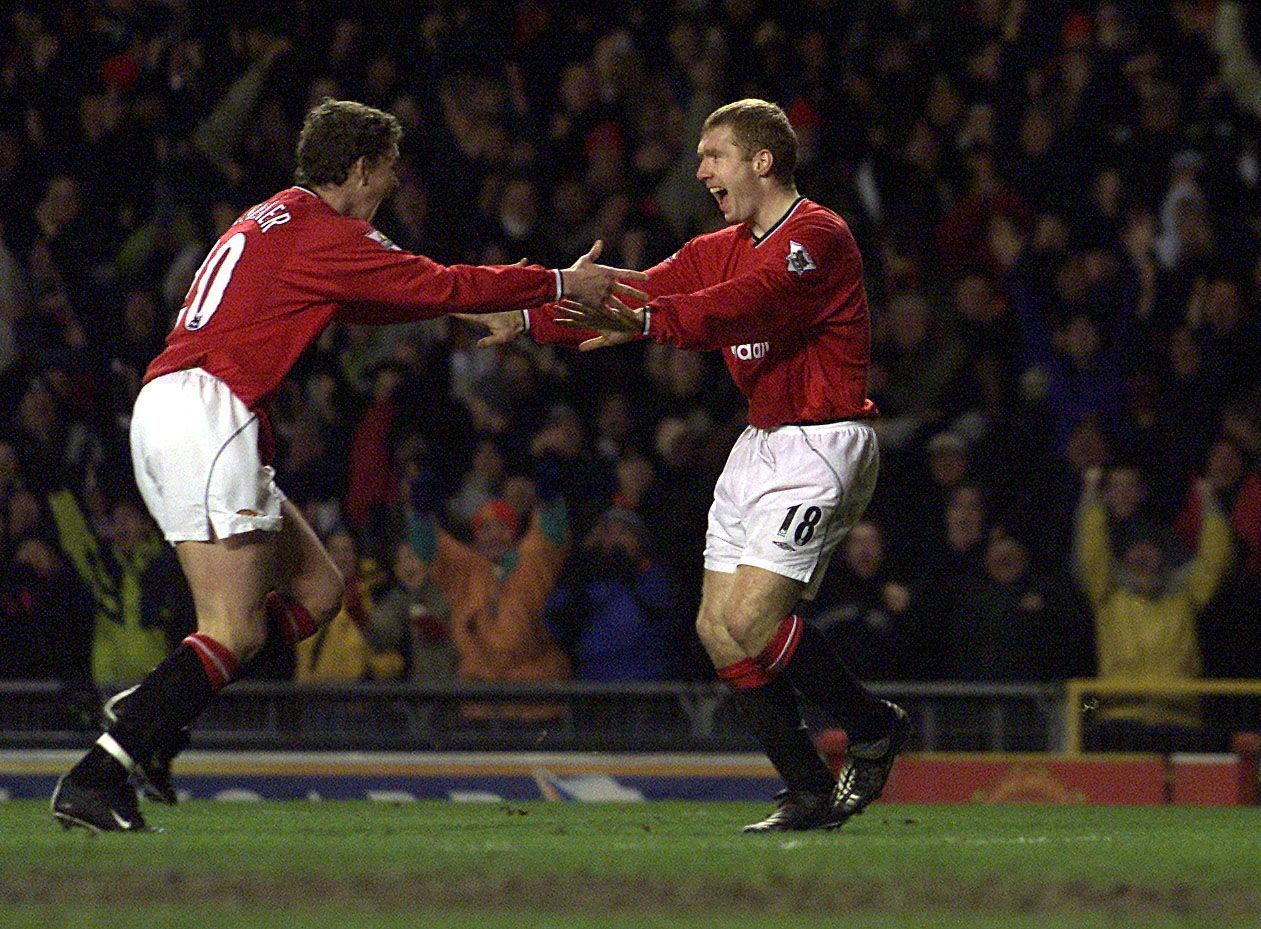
[406, 493, 571, 717]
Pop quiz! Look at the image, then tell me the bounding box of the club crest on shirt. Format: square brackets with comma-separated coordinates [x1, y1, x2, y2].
[786, 240, 816, 275]
[365, 229, 401, 251]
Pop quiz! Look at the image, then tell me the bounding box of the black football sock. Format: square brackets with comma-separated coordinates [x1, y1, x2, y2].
[102, 634, 238, 771]
[719, 659, 835, 802]
[780, 620, 892, 744]
[67, 745, 129, 790]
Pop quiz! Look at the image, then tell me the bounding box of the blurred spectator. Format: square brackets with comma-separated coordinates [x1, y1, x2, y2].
[297, 528, 400, 682]
[639, 414, 714, 620]
[446, 437, 507, 529]
[527, 401, 615, 539]
[0, 535, 96, 725]
[886, 429, 972, 561]
[364, 538, 454, 683]
[545, 506, 683, 681]
[869, 291, 969, 452]
[47, 484, 188, 687]
[1174, 436, 1261, 735]
[1175, 437, 1261, 582]
[806, 521, 926, 681]
[403, 460, 571, 715]
[946, 533, 1093, 682]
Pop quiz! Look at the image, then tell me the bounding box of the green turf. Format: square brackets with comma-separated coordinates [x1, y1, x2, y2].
[3, 801, 1260, 928]
[0, 909, 1244, 929]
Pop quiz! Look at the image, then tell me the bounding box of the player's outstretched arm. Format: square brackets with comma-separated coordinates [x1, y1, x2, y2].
[559, 240, 649, 309]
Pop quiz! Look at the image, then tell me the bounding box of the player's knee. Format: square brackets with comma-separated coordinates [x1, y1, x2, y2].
[720, 606, 767, 653]
[695, 608, 724, 651]
[201, 609, 268, 662]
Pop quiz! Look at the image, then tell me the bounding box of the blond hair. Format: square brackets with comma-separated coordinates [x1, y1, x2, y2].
[702, 99, 797, 185]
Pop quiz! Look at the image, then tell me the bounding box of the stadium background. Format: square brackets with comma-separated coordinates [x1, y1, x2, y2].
[0, 0, 1259, 757]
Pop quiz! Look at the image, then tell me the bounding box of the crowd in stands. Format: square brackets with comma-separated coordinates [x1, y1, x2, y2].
[1, 1, 1260, 749]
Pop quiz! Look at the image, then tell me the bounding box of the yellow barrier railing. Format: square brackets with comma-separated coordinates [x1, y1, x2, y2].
[1064, 678, 1261, 753]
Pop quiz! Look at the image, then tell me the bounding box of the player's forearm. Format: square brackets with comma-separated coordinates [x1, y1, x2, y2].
[524, 305, 600, 347]
[337, 263, 562, 323]
[645, 278, 802, 350]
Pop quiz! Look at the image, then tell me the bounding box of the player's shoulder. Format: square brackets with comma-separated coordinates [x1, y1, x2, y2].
[272, 187, 396, 247]
[789, 199, 853, 238]
[681, 222, 743, 256]
[784, 200, 859, 262]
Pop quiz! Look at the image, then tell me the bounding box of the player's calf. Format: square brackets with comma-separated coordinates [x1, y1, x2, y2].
[103, 686, 186, 805]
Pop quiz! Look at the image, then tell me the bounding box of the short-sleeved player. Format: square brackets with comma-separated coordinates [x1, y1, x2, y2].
[51, 98, 647, 833]
[470, 99, 911, 832]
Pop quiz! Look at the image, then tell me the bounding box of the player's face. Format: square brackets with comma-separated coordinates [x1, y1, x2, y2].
[696, 126, 763, 224]
[844, 523, 884, 578]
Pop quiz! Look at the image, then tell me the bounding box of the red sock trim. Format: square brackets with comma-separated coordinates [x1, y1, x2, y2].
[265, 590, 318, 645]
[717, 657, 772, 690]
[755, 614, 803, 675]
[183, 633, 239, 692]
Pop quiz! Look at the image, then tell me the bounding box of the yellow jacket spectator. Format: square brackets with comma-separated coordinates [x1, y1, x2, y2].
[1074, 469, 1234, 743]
[49, 489, 184, 686]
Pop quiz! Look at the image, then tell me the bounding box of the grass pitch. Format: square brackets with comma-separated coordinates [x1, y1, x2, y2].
[3, 800, 1260, 927]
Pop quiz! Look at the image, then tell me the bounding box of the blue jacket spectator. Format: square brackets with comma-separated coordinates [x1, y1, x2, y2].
[545, 507, 682, 681]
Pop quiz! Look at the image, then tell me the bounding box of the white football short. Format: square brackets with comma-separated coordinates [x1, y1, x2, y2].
[130, 368, 285, 542]
[704, 420, 879, 600]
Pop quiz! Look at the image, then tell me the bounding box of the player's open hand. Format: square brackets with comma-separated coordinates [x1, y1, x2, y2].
[556, 296, 642, 331]
[455, 311, 523, 347]
[554, 297, 643, 351]
[560, 240, 649, 309]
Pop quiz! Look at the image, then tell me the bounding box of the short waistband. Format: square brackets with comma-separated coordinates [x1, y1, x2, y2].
[781, 416, 871, 428]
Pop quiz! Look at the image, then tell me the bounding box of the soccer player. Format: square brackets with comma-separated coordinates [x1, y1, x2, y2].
[468, 99, 909, 831]
[50, 98, 647, 832]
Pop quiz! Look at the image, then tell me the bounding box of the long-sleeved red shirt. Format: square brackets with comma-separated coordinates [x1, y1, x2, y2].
[526, 197, 876, 429]
[146, 186, 561, 413]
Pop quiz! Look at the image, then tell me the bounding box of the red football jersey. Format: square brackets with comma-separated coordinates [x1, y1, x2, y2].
[527, 197, 876, 429]
[146, 187, 560, 412]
